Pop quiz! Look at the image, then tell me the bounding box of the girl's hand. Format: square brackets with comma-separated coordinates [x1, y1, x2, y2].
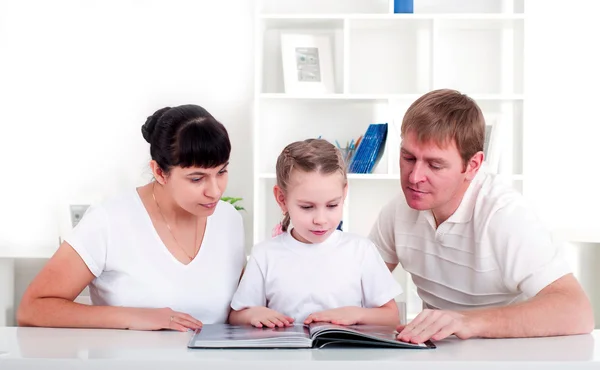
[245, 307, 295, 328]
[126, 307, 203, 332]
[304, 307, 363, 325]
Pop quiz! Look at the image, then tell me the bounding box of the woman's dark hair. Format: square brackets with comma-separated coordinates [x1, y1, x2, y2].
[141, 104, 231, 174]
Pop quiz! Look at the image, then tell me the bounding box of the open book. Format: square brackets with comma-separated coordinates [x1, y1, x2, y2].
[187, 323, 436, 349]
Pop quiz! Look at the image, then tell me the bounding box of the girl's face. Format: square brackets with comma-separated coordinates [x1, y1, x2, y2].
[275, 170, 347, 244]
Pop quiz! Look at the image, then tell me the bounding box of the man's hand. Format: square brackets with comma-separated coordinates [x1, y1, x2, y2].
[396, 309, 476, 343]
[304, 307, 363, 325]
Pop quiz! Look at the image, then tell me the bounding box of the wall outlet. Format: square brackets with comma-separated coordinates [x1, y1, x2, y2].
[70, 205, 90, 228]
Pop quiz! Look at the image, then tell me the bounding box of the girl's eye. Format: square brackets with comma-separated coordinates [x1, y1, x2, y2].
[300, 206, 312, 210]
[327, 204, 339, 208]
[191, 178, 203, 183]
[219, 170, 228, 175]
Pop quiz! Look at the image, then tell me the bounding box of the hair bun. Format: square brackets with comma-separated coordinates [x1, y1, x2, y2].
[141, 107, 171, 144]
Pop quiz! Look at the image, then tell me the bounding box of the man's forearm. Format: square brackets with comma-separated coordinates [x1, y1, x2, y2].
[467, 278, 594, 338]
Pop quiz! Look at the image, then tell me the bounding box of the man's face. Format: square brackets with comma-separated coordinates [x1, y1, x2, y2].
[400, 131, 476, 223]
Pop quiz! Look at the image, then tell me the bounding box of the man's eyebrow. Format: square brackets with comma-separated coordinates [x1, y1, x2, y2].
[400, 149, 449, 164]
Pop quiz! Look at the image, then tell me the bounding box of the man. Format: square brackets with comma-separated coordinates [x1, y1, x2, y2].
[370, 89, 594, 343]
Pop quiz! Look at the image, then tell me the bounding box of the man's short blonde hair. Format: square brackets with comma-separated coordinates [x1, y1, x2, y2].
[401, 89, 485, 168]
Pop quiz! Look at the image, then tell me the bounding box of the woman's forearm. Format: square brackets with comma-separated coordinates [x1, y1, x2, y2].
[18, 297, 133, 329]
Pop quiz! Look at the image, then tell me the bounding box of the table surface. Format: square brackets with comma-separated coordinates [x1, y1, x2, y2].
[1, 327, 599, 370]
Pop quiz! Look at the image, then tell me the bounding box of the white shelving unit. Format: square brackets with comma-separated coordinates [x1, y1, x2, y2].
[253, 0, 524, 319]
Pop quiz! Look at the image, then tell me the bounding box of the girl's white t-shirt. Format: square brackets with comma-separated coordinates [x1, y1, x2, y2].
[230, 230, 403, 323]
[65, 189, 246, 324]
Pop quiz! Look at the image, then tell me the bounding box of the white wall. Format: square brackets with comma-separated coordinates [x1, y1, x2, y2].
[524, 0, 600, 242]
[524, 0, 600, 326]
[0, 0, 255, 252]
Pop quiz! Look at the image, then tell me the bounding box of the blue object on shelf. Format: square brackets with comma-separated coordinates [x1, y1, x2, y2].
[394, 0, 413, 13]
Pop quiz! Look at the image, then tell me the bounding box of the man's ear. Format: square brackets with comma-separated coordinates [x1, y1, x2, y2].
[465, 151, 484, 181]
[150, 160, 168, 185]
[273, 185, 288, 214]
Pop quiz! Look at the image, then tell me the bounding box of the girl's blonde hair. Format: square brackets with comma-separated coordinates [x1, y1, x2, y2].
[275, 138, 347, 232]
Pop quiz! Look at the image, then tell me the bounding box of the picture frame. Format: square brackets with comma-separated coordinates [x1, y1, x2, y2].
[280, 33, 335, 94]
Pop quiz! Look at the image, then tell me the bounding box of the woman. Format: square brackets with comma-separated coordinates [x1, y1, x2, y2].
[17, 104, 245, 331]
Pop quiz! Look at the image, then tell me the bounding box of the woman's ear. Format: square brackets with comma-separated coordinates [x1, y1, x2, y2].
[273, 185, 288, 214]
[150, 160, 168, 185]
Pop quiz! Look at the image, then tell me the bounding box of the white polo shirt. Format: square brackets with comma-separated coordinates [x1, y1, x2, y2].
[369, 167, 572, 311]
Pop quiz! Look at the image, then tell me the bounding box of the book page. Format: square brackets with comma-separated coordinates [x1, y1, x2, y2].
[308, 323, 432, 348]
[188, 324, 313, 348]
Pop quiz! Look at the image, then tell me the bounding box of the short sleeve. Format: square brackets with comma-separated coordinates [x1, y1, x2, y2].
[230, 253, 267, 310]
[489, 202, 572, 298]
[64, 205, 109, 277]
[360, 242, 404, 307]
[368, 196, 400, 264]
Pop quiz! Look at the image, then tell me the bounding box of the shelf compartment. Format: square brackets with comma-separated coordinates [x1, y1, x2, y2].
[433, 18, 523, 95]
[256, 99, 392, 174]
[348, 19, 432, 94]
[260, 18, 345, 94]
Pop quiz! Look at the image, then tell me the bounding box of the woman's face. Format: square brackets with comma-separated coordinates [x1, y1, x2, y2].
[164, 162, 229, 217]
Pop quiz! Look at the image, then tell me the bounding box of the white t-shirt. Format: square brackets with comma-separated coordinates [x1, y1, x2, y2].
[65, 189, 246, 324]
[230, 230, 403, 323]
[369, 167, 572, 311]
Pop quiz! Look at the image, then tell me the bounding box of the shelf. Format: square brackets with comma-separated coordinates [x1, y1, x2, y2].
[348, 174, 399, 180]
[258, 0, 524, 16]
[258, 0, 390, 15]
[259, 93, 418, 101]
[259, 173, 523, 181]
[260, 14, 525, 21]
[433, 18, 523, 95]
[256, 0, 526, 323]
[259, 93, 523, 101]
[261, 17, 344, 30]
[258, 173, 400, 180]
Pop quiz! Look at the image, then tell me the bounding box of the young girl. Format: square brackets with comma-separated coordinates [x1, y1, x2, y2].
[229, 139, 402, 328]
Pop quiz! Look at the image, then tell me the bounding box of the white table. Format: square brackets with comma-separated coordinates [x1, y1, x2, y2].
[0, 327, 599, 369]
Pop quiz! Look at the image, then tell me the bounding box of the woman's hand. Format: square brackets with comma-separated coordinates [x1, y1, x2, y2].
[126, 307, 203, 332]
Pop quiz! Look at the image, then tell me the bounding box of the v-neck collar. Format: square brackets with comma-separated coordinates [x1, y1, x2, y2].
[135, 187, 210, 268]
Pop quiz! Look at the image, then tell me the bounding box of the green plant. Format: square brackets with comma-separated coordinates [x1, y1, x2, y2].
[221, 196, 245, 212]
